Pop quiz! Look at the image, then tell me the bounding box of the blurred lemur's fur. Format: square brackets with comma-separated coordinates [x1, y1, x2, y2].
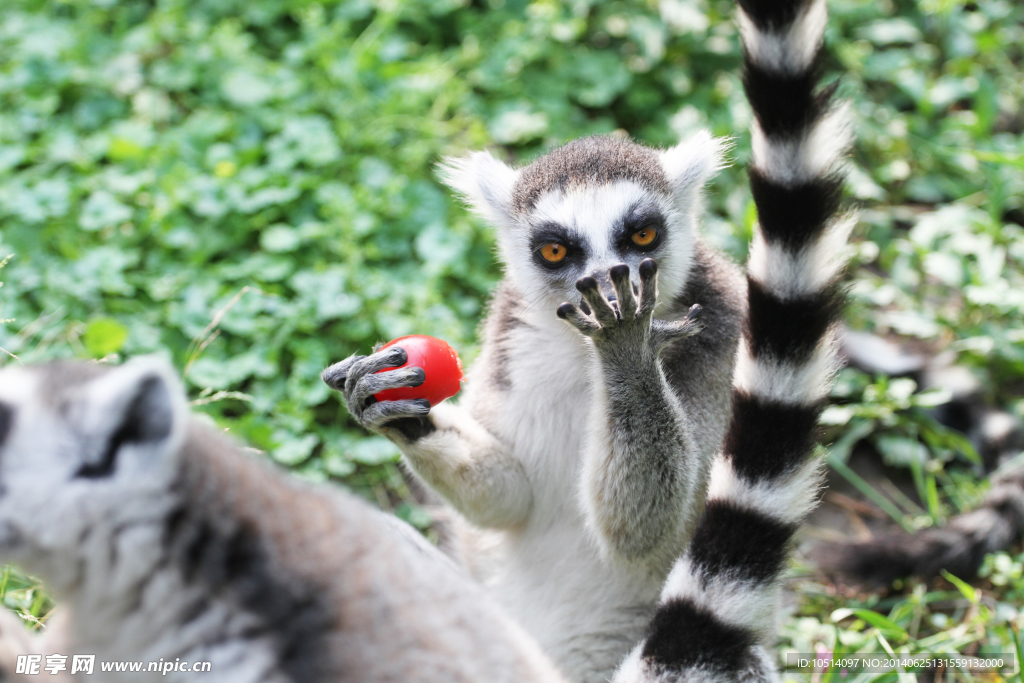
[816, 464, 1024, 585]
[819, 333, 1024, 586]
[323, 0, 854, 680]
[0, 359, 564, 683]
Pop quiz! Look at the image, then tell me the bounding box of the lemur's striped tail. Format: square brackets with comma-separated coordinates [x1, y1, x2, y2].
[816, 466, 1024, 585]
[615, 0, 852, 680]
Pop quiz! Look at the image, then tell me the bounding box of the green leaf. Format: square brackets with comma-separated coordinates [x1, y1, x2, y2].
[857, 19, 923, 45]
[875, 435, 929, 467]
[79, 191, 132, 231]
[846, 609, 910, 640]
[221, 70, 273, 107]
[828, 440, 916, 532]
[940, 570, 977, 603]
[489, 109, 549, 145]
[82, 318, 128, 358]
[271, 434, 318, 467]
[349, 437, 400, 465]
[260, 225, 301, 253]
[108, 137, 145, 162]
[1010, 625, 1023, 683]
[571, 49, 632, 107]
[910, 387, 952, 408]
[395, 503, 433, 530]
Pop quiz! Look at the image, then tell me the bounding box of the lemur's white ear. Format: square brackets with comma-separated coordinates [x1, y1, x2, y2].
[438, 151, 519, 227]
[659, 130, 730, 209]
[76, 356, 187, 476]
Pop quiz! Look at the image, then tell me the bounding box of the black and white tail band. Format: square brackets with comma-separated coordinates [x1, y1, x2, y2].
[615, 0, 853, 680]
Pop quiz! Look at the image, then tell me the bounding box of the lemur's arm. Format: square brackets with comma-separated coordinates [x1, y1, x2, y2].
[559, 260, 706, 569]
[322, 351, 532, 529]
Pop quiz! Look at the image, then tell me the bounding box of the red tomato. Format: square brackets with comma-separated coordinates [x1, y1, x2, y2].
[373, 335, 463, 406]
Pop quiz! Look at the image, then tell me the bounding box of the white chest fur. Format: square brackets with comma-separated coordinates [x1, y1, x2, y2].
[458, 320, 664, 683]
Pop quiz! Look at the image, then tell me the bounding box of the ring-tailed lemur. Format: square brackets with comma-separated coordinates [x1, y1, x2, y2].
[0, 358, 566, 683]
[326, 130, 746, 683]
[322, 0, 853, 679]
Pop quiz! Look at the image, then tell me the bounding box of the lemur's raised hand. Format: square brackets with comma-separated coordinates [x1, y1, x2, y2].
[559, 259, 707, 567]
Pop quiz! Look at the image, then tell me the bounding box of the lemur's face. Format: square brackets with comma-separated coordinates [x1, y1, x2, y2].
[0, 359, 184, 588]
[509, 180, 687, 315]
[440, 132, 725, 322]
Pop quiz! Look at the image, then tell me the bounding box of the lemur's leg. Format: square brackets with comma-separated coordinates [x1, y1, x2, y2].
[559, 260, 704, 568]
[323, 351, 532, 529]
[613, 0, 852, 679]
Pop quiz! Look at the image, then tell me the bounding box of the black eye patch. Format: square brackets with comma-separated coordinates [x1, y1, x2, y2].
[616, 206, 666, 253]
[530, 223, 586, 270]
[0, 403, 12, 447]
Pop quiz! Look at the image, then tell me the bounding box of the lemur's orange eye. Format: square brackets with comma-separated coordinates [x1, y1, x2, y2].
[540, 243, 568, 263]
[631, 227, 658, 247]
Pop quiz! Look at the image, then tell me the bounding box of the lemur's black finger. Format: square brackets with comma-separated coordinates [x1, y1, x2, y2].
[650, 315, 703, 350]
[576, 276, 618, 325]
[609, 264, 637, 321]
[362, 399, 432, 429]
[557, 302, 602, 337]
[350, 366, 426, 408]
[684, 303, 702, 323]
[344, 346, 407, 397]
[321, 354, 367, 391]
[638, 258, 659, 314]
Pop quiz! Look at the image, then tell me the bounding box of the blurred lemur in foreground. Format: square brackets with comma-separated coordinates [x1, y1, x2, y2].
[324, 0, 855, 679]
[0, 358, 563, 683]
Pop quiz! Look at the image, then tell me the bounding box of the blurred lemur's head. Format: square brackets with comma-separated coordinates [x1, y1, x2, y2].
[441, 132, 726, 319]
[0, 358, 187, 591]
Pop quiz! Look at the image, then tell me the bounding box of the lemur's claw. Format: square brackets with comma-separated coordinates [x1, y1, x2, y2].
[324, 347, 432, 433]
[609, 264, 637, 320]
[558, 260, 699, 351]
[576, 275, 618, 326]
[575, 276, 598, 293]
[321, 354, 367, 390]
[557, 302, 602, 337]
[638, 259, 659, 313]
[349, 366, 426, 409]
[362, 398, 432, 429]
[651, 310, 703, 349]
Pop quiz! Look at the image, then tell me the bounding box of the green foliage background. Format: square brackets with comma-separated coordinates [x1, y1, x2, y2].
[1, 0, 1023, 671]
